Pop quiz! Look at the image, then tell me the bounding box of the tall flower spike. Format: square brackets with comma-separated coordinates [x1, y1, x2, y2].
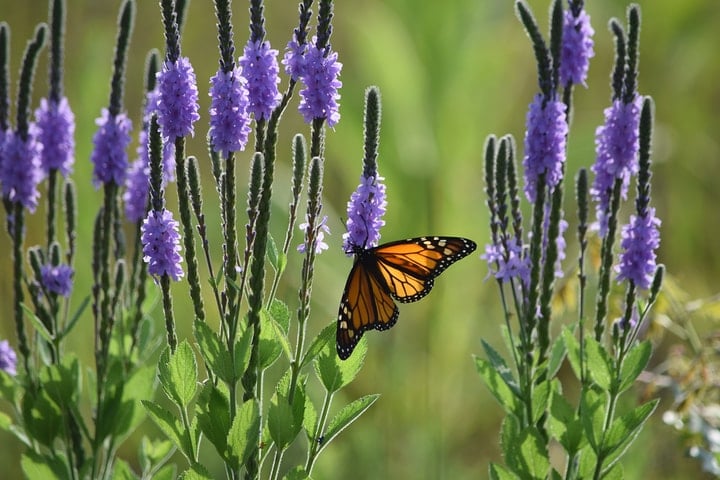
[559, 4, 594, 87]
[209, 67, 251, 156]
[590, 94, 642, 235]
[90, 108, 132, 187]
[0, 340, 17, 376]
[298, 39, 342, 127]
[239, 39, 282, 121]
[522, 94, 568, 202]
[156, 56, 200, 140]
[0, 131, 42, 212]
[31, 96, 75, 177]
[343, 173, 387, 252]
[123, 129, 150, 222]
[141, 208, 184, 281]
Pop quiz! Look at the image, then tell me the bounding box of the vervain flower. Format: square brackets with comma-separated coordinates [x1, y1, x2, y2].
[616, 207, 660, 289]
[298, 40, 342, 127]
[141, 208, 184, 281]
[481, 240, 530, 287]
[91, 108, 132, 187]
[560, 7, 595, 87]
[0, 130, 42, 212]
[282, 36, 306, 81]
[40, 263, 74, 297]
[342, 173, 387, 252]
[522, 94, 568, 202]
[156, 57, 200, 140]
[591, 95, 642, 235]
[31, 97, 75, 177]
[0, 340, 17, 376]
[298, 214, 330, 254]
[239, 39, 282, 121]
[209, 66, 251, 156]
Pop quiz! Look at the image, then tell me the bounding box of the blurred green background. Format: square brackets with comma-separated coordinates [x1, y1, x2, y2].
[1, 0, 719, 478]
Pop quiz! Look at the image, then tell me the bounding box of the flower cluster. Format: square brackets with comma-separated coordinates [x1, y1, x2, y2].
[481, 240, 530, 286]
[298, 41, 342, 127]
[40, 263, 74, 297]
[31, 97, 75, 177]
[616, 207, 661, 289]
[0, 340, 17, 376]
[0, 131, 42, 211]
[141, 208, 184, 281]
[239, 40, 282, 121]
[342, 173, 387, 252]
[209, 66, 251, 156]
[91, 108, 132, 187]
[522, 95, 568, 202]
[560, 7, 595, 87]
[298, 214, 330, 254]
[156, 57, 200, 140]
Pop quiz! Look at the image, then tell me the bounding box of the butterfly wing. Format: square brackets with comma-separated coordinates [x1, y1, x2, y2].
[372, 236, 477, 303]
[336, 259, 399, 360]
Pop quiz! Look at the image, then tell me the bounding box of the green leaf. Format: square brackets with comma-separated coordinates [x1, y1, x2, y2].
[548, 391, 584, 454]
[138, 436, 175, 475]
[0, 369, 17, 402]
[269, 315, 294, 364]
[601, 399, 658, 471]
[300, 322, 335, 369]
[227, 399, 260, 470]
[268, 388, 305, 450]
[580, 386, 607, 452]
[143, 400, 193, 462]
[21, 303, 53, 343]
[39, 355, 80, 408]
[22, 389, 62, 447]
[259, 309, 284, 370]
[21, 450, 69, 480]
[547, 334, 567, 379]
[151, 465, 177, 480]
[159, 342, 198, 408]
[489, 462, 521, 480]
[584, 337, 613, 391]
[601, 462, 624, 480]
[234, 327, 253, 380]
[59, 295, 90, 340]
[618, 341, 652, 393]
[474, 356, 521, 416]
[267, 234, 279, 271]
[314, 335, 367, 393]
[303, 390, 318, 441]
[111, 459, 136, 480]
[562, 327, 582, 380]
[283, 466, 311, 480]
[518, 427, 550, 480]
[481, 340, 522, 397]
[178, 464, 213, 480]
[531, 379, 551, 425]
[276, 252, 287, 278]
[269, 299, 291, 334]
[194, 319, 234, 383]
[196, 384, 231, 460]
[317, 394, 379, 456]
[115, 364, 157, 441]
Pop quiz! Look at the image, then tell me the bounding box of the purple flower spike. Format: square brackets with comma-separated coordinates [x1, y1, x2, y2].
[591, 95, 642, 235]
[156, 57, 201, 140]
[141, 208, 184, 281]
[31, 97, 76, 177]
[282, 37, 306, 81]
[481, 240, 530, 287]
[298, 42, 342, 127]
[91, 108, 132, 188]
[342, 174, 387, 253]
[298, 214, 330, 254]
[40, 263, 74, 297]
[523, 94, 568, 202]
[239, 39, 282, 121]
[123, 144, 150, 223]
[0, 130, 42, 212]
[560, 8, 595, 87]
[616, 207, 661, 290]
[0, 340, 17, 376]
[209, 67, 251, 156]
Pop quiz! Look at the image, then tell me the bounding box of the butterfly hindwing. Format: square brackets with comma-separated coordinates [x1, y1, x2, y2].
[336, 236, 476, 359]
[336, 260, 399, 360]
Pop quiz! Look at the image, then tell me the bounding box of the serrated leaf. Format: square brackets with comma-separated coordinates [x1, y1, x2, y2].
[548, 391, 583, 454]
[143, 400, 193, 462]
[269, 299, 291, 334]
[158, 343, 197, 409]
[580, 386, 607, 452]
[531, 379, 551, 425]
[562, 327, 582, 381]
[259, 309, 284, 370]
[314, 336, 366, 393]
[481, 340, 521, 397]
[301, 322, 335, 369]
[21, 303, 53, 343]
[303, 393, 318, 441]
[196, 384, 231, 460]
[267, 234, 279, 271]
[22, 389, 62, 447]
[518, 427, 550, 479]
[268, 388, 305, 450]
[194, 319, 234, 383]
[227, 399, 260, 470]
[547, 334, 567, 379]
[584, 337, 613, 390]
[111, 459, 136, 480]
[618, 341, 652, 393]
[474, 356, 521, 416]
[276, 252, 287, 277]
[234, 327, 253, 380]
[269, 316, 294, 364]
[601, 399, 658, 471]
[39, 356, 80, 408]
[317, 394, 379, 457]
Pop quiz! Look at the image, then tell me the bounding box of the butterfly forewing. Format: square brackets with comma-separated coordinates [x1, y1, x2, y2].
[336, 236, 476, 359]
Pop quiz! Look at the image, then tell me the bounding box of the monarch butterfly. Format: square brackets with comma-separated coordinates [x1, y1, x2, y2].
[337, 236, 477, 359]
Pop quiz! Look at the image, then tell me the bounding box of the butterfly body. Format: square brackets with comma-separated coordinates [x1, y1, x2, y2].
[337, 236, 476, 360]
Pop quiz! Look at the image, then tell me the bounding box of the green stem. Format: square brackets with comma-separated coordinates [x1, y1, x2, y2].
[306, 390, 333, 474]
